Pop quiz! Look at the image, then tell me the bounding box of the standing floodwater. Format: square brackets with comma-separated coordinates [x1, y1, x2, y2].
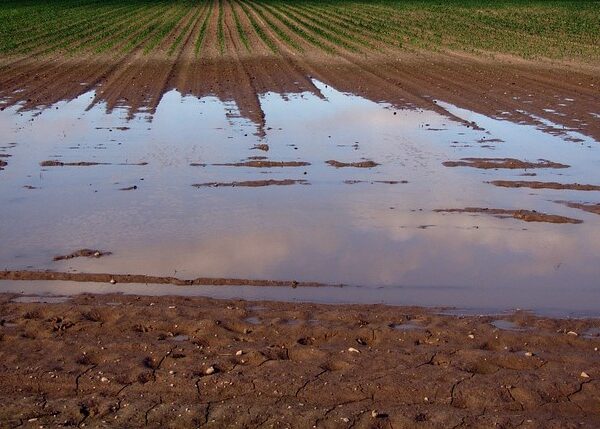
[1, 81, 599, 314]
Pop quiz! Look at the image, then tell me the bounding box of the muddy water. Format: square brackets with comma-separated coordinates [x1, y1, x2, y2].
[1, 80, 599, 314]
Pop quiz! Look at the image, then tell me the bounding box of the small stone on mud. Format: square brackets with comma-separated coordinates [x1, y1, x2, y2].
[567, 331, 578, 336]
[467, 334, 475, 339]
[580, 372, 590, 378]
[525, 352, 534, 357]
[205, 366, 216, 375]
[348, 347, 360, 353]
[109, 279, 116, 285]
[235, 350, 243, 356]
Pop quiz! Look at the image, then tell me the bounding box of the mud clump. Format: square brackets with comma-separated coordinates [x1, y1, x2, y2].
[215, 161, 310, 168]
[344, 180, 407, 185]
[40, 160, 109, 167]
[0, 159, 6, 170]
[53, 249, 112, 261]
[442, 158, 570, 169]
[490, 181, 600, 191]
[193, 179, 308, 188]
[189, 163, 206, 167]
[326, 160, 380, 168]
[251, 144, 269, 152]
[434, 207, 582, 224]
[119, 185, 138, 191]
[40, 161, 147, 167]
[556, 201, 600, 215]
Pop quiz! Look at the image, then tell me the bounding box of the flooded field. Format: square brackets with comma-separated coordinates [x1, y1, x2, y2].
[1, 78, 599, 314]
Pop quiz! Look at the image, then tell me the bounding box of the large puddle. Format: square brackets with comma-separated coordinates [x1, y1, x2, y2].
[1, 80, 599, 314]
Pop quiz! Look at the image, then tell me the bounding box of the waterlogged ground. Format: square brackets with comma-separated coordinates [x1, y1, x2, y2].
[1, 80, 600, 314]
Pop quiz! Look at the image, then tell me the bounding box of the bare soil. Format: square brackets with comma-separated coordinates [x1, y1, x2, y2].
[214, 160, 311, 168]
[0, 293, 598, 428]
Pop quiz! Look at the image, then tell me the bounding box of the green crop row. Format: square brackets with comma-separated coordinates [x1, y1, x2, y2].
[0, 0, 597, 62]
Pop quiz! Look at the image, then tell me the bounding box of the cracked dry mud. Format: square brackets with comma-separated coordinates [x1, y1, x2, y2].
[0, 293, 598, 428]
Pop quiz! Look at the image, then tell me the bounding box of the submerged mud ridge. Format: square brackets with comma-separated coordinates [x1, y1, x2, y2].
[0, 270, 326, 288]
[214, 161, 310, 168]
[435, 208, 583, 224]
[192, 179, 308, 188]
[557, 201, 600, 216]
[53, 249, 112, 262]
[0, 293, 598, 427]
[443, 158, 570, 170]
[326, 160, 380, 168]
[490, 181, 600, 191]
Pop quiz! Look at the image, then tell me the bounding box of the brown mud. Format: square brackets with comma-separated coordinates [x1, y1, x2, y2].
[214, 160, 310, 168]
[40, 161, 148, 167]
[1, 52, 598, 141]
[192, 179, 308, 188]
[434, 208, 583, 224]
[326, 160, 380, 168]
[442, 158, 570, 170]
[557, 201, 600, 216]
[53, 249, 112, 262]
[0, 293, 598, 428]
[0, 270, 326, 288]
[490, 181, 600, 191]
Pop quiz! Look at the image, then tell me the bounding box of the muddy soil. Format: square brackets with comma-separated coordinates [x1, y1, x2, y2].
[0, 270, 325, 288]
[215, 161, 311, 168]
[0, 293, 598, 428]
[489, 181, 600, 191]
[442, 158, 570, 170]
[53, 250, 112, 262]
[557, 202, 600, 216]
[192, 179, 309, 188]
[434, 208, 582, 224]
[326, 160, 380, 168]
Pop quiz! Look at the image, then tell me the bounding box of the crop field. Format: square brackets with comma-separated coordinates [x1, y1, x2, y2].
[0, 0, 599, 62]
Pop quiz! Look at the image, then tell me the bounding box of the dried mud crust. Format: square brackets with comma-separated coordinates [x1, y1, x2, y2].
[192, 179, 308, 188]
[434, 208, 583, 224]
[442, 158, 570, 170]
[0, 293, 598, 428]
[489, 181, 600, 191]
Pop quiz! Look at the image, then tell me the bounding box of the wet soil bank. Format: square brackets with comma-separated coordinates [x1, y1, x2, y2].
[1, 53, 598, 141]
[0, 293, 598, 428]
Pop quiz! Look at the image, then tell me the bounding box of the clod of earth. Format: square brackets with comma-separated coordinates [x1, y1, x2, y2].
[489, 181, 600, 191]
[326, 160, 380, 168]
[251, 144, 269, 151]
[442, 158, 570, 169]
[556, 201, 600, 215]
[214, 161, 310, 168]
[40, 160, 109, 167]
[53, 249, 112, 261]
[434, 207, 583, 224]
[119, 186, 138, 191]
[192, 179, 308, 188]
[344, 180, 407, 185]
[0, 159, 6, 170]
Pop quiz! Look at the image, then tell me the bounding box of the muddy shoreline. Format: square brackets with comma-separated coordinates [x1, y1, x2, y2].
[0, 292, 598, 428]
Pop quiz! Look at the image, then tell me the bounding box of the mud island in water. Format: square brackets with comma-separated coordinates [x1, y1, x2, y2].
[0, 0, 599, 427]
